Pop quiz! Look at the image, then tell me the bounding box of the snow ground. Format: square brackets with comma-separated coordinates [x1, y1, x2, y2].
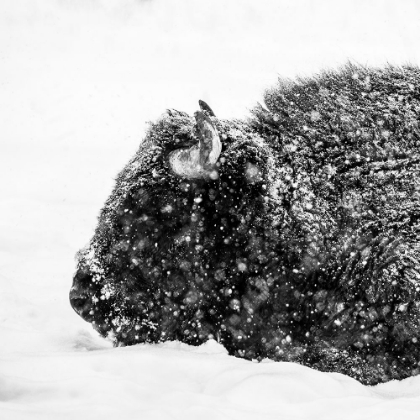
[2, 1, 420, 419]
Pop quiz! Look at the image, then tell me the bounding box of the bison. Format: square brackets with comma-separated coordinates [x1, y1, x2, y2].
[70, 64, 420, 385]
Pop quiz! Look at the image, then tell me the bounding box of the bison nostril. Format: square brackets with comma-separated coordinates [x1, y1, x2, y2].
[71, 297, 88, 312]
[69, 289, 92, 316]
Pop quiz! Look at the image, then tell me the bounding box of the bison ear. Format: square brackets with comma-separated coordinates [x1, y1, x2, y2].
[198, 100, 216, 117]
[168, 106, 222, 179]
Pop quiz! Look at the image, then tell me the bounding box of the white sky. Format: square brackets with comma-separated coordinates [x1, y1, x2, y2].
[1, 0, 420, 246]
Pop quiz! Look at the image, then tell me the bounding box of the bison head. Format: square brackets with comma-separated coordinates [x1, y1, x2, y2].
[70, 101, 279, 355]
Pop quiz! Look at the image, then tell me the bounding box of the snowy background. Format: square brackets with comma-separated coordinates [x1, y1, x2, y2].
[1, 0, 420, 418]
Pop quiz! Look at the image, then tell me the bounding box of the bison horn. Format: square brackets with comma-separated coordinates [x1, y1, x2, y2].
[169, 106, 221, 179]
[199, 99, 216, 117]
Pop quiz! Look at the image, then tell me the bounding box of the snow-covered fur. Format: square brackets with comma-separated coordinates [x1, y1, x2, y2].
[70, 64, 420, 385]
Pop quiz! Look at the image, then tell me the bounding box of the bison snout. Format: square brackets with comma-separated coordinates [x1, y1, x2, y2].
[69, 286, 94, 321]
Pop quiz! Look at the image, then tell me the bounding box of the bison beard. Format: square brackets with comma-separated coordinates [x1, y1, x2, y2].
[70, 64, 420, 385]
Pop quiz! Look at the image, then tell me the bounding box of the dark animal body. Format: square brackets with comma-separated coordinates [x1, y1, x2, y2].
[70, 65, 420, 384]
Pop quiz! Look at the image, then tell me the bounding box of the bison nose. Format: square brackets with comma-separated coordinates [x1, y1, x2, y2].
[69, 286, 92, 319]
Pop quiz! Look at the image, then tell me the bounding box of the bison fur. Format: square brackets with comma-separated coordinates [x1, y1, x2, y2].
[70, 64, 420, 385]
